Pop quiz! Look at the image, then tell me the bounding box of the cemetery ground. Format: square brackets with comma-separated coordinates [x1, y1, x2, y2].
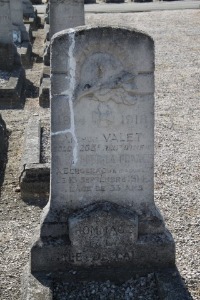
[0, 8, 200, 300]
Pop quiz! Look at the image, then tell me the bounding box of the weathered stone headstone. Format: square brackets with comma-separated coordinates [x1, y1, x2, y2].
[32, 26, 175, 279]
[10, 0, 32, 68]
[39, 0, 85, 106]
[0, 0, 25, 107]
[22, 0, 35, 18]
[49, 0, 85, 38]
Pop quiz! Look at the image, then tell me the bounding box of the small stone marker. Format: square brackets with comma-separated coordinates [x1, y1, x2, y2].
[31, 26, 175, 279]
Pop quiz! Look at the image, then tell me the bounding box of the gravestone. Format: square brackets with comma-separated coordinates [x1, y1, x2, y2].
[22, 0, 35, 18]
[39, 0, 85, 106]
[0, 0, 25, 107]
[10, 0, 32, 68]
[31, 26, 175, 279]
[49, 0, 85, 38]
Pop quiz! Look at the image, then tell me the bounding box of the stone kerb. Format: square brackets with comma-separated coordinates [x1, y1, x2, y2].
[31, 26, 175, 277]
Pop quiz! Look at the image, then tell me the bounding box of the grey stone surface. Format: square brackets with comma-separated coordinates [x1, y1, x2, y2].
[0, 67, 25, 108]
[22, 0, 35, 17]
[0, 0, 25, 106]
[10, 0, 32, 68]
[31, 26, 175, 276]
[20, 116, 50, 202]
[21, 264, 53, 300]
[10, 0, 30, 42]
[21, 116, 41, 166]
[49, 0, 85, 38]
[0, 0, 13, 44]
[40, 0, 85, 107]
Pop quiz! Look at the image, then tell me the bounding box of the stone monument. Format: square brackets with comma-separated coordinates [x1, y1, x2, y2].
[0, 0, 25, 107]
[31, 26, 175, 280]
[49, 0, 85, 39]
[39, 0, 85, 106]
[10, 0, 32, 68]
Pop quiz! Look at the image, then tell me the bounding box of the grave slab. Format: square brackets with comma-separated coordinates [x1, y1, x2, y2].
[31, 26, 175, 278]
[20, 116, 50, 203]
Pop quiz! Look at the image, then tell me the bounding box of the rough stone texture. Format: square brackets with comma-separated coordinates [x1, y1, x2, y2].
[22, 0, 35, 18]
[0, 10, 199, 300]
[0, 0, 13, 44]
[20, 116, 50, 202]
[49, 0, 85, 38]
[0, 67, 25, 108]
[31, 26, 175, 277]
[22, 264, 53, 300]
[40, 0, 85, 107]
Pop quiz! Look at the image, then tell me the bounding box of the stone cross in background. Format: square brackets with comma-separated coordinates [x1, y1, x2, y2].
[31, 26, 175, 279]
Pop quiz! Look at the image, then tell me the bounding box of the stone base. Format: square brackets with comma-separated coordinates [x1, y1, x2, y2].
[20, 162, 50, 204]
[0, 67, 25, 108]
[31, 230, 175, 277]
[17, 42, 32, 69]
[20, 116, 50, 203]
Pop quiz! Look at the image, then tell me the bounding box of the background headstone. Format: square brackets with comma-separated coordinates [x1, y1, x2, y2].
[50, 0, 85, 38]
[0, 0, 21, 71]
[31, 26, 175, 277]
[84, 0, 96, 3]
[0, 0, 25, 107]
[10, 0, 30, 43]
[39, 0, 85, 106]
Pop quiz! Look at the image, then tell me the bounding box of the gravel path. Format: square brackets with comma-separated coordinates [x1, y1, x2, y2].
[0, 9, 199, 300]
